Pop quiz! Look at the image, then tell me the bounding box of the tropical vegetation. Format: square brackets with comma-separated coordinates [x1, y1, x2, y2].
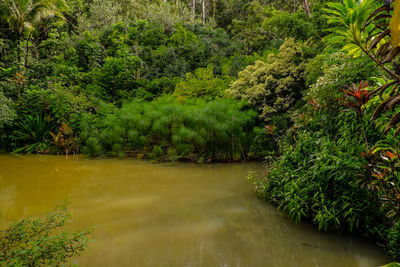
[2, 0, 400, 264]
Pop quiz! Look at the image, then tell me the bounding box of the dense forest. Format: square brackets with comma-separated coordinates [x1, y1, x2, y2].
[2, 0, 400, 265]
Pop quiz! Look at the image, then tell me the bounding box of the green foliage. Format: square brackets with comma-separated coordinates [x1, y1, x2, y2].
[150, 145, 163, 162]
[306, 52, 380, 107]
[262, 9, 316, 41]
[0, 91, 16, 129]
[20, 84, 90, 127]
[228, 2, 274, 53]
[388, 222, 400, 261]
[228, 38, 308, 121]
[136, 0, 194, 30]
[174, 67, 229, 100]
[0, 205, 91, 266]
[11, 113, 57, 153]
[72, 30, 105, 71]
[80, 96, 259, 161]
[1, 0, 68, 67]
[138, 76, 181, 97]
[258, 109, 383, 232]
[220, 52, 269, 77]
[90, 50, 141, 100]
[169, 24, 198, 47]
[323, 0, 376, 57]
[381, 263, 400, 267]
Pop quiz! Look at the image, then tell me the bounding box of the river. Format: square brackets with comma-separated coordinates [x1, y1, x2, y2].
[0, 155, 389, 266]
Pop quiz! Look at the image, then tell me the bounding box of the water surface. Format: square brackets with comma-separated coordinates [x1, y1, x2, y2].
[0, 155, 389, 266]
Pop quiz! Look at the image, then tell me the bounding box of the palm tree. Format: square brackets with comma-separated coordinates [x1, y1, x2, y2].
[0, 0, 68, 66]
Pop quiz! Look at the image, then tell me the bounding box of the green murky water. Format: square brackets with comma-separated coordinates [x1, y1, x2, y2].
[0, 155, 389, 266]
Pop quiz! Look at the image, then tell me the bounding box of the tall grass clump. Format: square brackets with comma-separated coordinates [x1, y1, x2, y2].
[80, 96, 259, 162]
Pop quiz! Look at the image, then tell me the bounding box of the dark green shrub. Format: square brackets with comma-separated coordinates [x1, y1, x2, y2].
[11, 113, 57, 153]
[388, 222, 400, 260]
[150, 145, 163, 162]
[258, 110, 383, 231]
[89, 49, 141, 100]
[145, 77, 180, 96]
[262, 9, 316, 41]
[20, 85, 90, 127]
[0, 91, 16, 129]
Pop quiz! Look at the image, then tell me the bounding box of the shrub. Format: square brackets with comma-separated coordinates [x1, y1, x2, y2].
[306, 52, 380, 108]
[138, 76, 181, 97]
[173, 67, 229, 100]
[17, 84, 92, 134]
[90, 48, 142, 100]
[257, 109, 383, 232]
[80, 96, 259, 161]
[169, 24, 198, 47]
[388, 222, 400, 260]
[11, 113, 57, 153]
[262, 9, 316, 41]
[0, 91, 16, 129]
[227, 38, 308, 121]
[0, 205, 91, 266]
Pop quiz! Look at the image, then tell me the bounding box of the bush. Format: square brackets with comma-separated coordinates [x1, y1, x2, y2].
[173, 67, 229, 100]
[257, 109, 383, 232]
[306, 52, 381, 107]
[262, 9, 316, 41]
[80, 96, 260, 161]
[20, 84, 90, 128]
[388, 222, 400, 260]
[0, 91, 16, 129]
[89, 48, 141, 100]
[227, 38, 309, 121]
[11, 113, 57, 153]
[0, 205, 91, 266]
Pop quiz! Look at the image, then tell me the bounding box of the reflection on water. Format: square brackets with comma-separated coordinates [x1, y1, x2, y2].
[0, 155, 389, 267]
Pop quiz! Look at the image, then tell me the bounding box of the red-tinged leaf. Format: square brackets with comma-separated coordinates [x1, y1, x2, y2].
[369, 29, 390, 51]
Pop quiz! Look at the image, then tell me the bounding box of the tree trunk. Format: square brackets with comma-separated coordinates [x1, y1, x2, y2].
[210, 0, 215, 18]
[202, 0, 206, 24]
[303, 0, 312, 17]
[24, 32, 32, 68]
[192, 0, 196, 22]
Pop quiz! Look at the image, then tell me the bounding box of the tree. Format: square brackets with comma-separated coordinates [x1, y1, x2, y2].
[227, 38, 308, 121]
[192, 0, 195, 22]
[202, 0, 206, 24]
[0, 0, 68, 66]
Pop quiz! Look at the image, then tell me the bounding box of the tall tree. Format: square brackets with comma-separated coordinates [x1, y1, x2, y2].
[202, 0, 206, 24]
[0, 0, 67, 66]
[303, 0, 311, 17]
[191, 0, 196, 22]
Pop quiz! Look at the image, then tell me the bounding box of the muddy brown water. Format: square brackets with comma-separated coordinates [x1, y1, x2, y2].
[0, 155, 390, 267]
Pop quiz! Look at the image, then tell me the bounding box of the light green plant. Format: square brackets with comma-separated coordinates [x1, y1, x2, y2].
[323, 0, 375, 57]
[0, 205, 91, 266]
[227, 38, 307, 121]
[80, 96, 259, 161]
[174, 67, 229, 100]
